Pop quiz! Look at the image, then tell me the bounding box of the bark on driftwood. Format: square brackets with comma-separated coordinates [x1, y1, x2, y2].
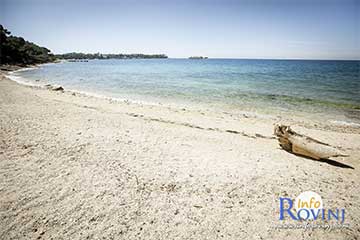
[274, 125, 348, 160]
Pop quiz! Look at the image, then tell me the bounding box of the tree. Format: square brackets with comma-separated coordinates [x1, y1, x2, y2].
[0, 24, 55, 65]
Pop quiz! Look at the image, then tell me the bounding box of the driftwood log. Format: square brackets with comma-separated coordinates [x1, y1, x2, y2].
[274, 125, 348, 160]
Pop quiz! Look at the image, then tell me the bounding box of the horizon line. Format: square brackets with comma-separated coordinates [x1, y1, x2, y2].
[55, 54, 360, 61]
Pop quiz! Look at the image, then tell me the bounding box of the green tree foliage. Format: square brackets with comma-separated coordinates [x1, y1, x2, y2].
[0, 25, 55, 65]
[56, 52, 168, 60]
[0, 24, 167, 64]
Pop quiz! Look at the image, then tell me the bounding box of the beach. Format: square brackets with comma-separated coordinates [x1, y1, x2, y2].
[0, 72, 359, 239]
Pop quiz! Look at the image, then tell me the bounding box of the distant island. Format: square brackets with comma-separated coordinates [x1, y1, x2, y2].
[189, 56, 208, 59]
[56, 53, 168, 60]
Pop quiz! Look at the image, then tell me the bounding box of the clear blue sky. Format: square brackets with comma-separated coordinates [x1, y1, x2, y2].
[1, 0, 359, 59]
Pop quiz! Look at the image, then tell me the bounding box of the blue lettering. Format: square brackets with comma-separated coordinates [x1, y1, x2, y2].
[341, 209, 345, 223]
[310, 209, 321, 220]
[328, 209, 339, 221]
[297, 209, 310, 220]
[279, 198, 298, 220]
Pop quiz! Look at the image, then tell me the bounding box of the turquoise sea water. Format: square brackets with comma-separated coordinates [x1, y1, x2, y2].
[13, 59, 360, 123]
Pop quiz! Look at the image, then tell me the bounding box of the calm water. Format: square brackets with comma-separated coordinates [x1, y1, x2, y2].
[13, 59, 360, 123]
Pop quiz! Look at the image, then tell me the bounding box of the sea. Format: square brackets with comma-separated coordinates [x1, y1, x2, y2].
[9, 59, 360, 125]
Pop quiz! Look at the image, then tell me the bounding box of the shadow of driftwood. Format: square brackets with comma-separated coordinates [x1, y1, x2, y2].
[280, 148, 354, 169]
[318, 158, 354, 169]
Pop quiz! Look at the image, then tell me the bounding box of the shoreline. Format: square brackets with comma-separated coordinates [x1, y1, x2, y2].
[5, 64, 360, 133]
[5, 64, 201, 112]
[1, 71, 360, 239]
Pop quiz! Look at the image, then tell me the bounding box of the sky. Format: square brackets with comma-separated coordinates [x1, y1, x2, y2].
[1, 0, 359, 59]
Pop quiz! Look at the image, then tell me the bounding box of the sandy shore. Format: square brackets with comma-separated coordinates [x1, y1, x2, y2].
[0, 72, 359, 239]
